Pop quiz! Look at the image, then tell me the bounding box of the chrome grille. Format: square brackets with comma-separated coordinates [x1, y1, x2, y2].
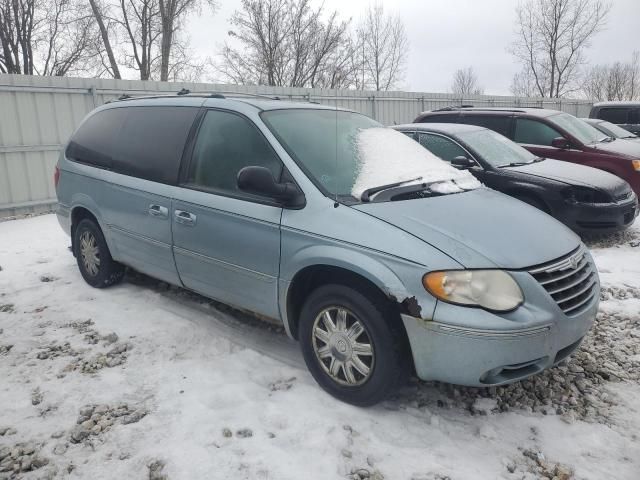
[528, 247, 597, 316]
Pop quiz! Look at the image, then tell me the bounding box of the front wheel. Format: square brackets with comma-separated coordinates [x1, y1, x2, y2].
[73, 218, 125, 288]
[299, 284, 409, 406]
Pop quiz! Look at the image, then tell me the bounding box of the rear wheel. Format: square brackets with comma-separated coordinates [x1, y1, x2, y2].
[73, 218, 125, 288]
[299, 284, 408, 406]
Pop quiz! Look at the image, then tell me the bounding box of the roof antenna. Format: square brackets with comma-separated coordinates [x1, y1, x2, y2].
[177, 88, 190, 96]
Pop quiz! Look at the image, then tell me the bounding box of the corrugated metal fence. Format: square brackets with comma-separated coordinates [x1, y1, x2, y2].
[0, 74, 594, 217]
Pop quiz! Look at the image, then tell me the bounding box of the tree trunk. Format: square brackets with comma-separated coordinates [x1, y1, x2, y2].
[89, 0, 121, 79]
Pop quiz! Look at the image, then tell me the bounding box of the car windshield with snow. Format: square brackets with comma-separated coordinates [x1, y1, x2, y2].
[55, 96, 600, 406]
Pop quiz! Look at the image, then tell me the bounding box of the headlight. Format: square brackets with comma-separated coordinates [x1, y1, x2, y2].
[632, 160, 640, 172]
[561, 186, 611, 204]
[423, 270, 523, 312]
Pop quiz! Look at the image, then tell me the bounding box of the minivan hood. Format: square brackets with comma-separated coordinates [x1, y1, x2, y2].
[589, 138, 640, 159]
[508, 159, 629, 193]
[352, 188, 580, 269]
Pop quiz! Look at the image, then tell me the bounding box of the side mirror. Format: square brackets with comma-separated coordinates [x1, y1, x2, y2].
[237, 166, 304, 207]
[451, 156, 475, 169]
[551, 137, 572, 149]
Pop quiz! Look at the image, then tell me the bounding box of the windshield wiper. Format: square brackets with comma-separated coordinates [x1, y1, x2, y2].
[363, 179, 462, 202]
[360, 176, 423, 202]
[498, 161, 533, 168]
[600, 136, 615, 143]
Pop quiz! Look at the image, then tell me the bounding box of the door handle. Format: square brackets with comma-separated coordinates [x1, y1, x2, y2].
[174, 210, 197, 226]
[148, 204, 168, 218]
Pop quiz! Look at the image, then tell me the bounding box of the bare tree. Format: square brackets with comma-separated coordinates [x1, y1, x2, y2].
[510, 69, 539, 97]
[0, 0, 37, 74]
[89, 0, 121, 78]
[158, 0, 214, 81]
[510, 0, 610, 98]
[451, 67, 483, 95]
[0, 0, 102, 76]
[113, 0, 162, 80]
[356, 3, 407, 91]
[582, 52, 640, 101]
[218, 0, 353, 88]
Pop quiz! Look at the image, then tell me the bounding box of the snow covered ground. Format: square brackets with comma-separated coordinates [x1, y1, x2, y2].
[1, 214, 639, 480]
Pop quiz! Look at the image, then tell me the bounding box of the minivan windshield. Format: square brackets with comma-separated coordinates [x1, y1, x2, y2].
[456, 128, 538, 167]
[262, 109, 480, 201]
[549, 113, 605, 145]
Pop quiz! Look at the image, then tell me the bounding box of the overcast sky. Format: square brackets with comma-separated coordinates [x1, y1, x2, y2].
[188, 0, 640, 95]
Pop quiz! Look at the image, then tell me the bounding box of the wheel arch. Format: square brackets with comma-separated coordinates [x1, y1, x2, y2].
[280, 247, 417, 343]
[69, 198, 113, 257]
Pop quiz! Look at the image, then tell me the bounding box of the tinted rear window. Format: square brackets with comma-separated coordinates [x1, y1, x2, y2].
[66, 108, 126, 169]
[66, 106, 198, 184]
[458, 115, 511, 136]
[417, 113, 459, 123]
[598, 107, 631, 124]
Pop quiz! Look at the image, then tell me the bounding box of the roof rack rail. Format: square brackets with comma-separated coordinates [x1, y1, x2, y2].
[432, 104, 474, 112]
[106, 90, 285, 103]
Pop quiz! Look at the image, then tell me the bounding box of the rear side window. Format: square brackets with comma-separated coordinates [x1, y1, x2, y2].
[66, 108, 127, 169]
[418, 133, 467, 162]
[418, 114, 458, 123]
[186, 110, 283, 196]
[66, 106, 198, 184]
[459, 115, 511, 136]
[513, 118, 561, 146]
[598, 107, 631, 124]
[113, 107, 198, 184]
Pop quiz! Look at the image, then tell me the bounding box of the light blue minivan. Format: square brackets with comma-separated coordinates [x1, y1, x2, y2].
[55, 95, 599, 405]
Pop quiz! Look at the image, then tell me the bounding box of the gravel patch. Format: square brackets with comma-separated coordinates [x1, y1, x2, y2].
[36, 342, 78, 360]
[148, 459, 168, 480]
[506, 448, 573, 479]
[0, 345, 13, 356]
[0, 304, 14, 313]
[31, 388, 43, 406]
[0, 441, 49, 476]
[64, 342, 133, 374]
[69, 403, 148, 445]
[584, 228, 640, 249]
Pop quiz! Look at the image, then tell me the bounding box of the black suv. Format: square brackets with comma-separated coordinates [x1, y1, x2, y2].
[414, 106, 640, 196]
[590, 101, 640, 135]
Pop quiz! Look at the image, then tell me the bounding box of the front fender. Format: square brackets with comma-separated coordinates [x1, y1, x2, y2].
[281, 244, 411, 300]
[278, 243, 438, 339]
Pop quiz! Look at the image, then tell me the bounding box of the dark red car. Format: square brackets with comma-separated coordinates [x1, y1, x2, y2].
[414, 107, 640, 196]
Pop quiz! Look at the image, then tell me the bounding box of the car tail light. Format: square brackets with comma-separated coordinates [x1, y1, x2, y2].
[54, 165, 60, 188]
[632, 160, 640, 172]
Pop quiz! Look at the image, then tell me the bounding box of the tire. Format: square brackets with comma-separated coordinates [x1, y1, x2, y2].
[298, 284, 409, 406]
[73, 218, 125, 288]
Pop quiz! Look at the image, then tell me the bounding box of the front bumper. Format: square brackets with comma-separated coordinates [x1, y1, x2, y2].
[559, 195, 638, 233]
[402, 264, 599, 387]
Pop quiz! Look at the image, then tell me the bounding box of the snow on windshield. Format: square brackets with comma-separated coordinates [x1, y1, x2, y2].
[351, 128, 481, 200]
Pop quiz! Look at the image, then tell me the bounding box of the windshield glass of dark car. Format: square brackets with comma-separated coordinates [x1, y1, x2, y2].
[550, 113, 604, 145]
[457, 128, 538, 167]
[598, 120, 638, 139]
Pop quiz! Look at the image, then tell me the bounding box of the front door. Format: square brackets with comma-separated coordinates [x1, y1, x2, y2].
[512, 118, 585, 166]
[172, 109, 284, 319]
